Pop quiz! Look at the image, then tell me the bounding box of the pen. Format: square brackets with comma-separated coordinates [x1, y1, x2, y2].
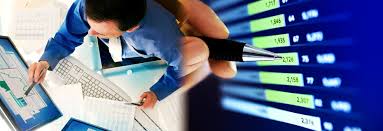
[24, 67, 48, 96]
[198, 36, 282, 62]
[125, 102, 143, 106]
[124, 98, 145, 106]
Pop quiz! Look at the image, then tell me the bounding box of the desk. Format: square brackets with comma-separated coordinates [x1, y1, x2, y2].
[34, 35, 186, 131]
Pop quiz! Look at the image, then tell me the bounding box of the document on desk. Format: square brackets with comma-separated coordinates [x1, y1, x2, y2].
[8, 7, 63, 55]
[37, 83, 85, 131]
[83, 97, 136, 131]
[50, 83, 84, 118]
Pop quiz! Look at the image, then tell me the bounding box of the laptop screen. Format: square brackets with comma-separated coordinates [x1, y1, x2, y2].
[0, 36, 62, 131]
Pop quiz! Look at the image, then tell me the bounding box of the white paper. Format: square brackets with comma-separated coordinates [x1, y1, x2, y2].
[83, 97, 136, 131]
[9, 8, 61, 54]
[50, 83, 84, 118]
[38, 83, 85, 131]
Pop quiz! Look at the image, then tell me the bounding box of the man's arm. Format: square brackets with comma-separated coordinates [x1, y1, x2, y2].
[139, 46, 182, 109]
[150, 47, 183, 101]
[150, 65, 182, 100]
[28, 0, 89, 84]
[40, 0, 89, 69]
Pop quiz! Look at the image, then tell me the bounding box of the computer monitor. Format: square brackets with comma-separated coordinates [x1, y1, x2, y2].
[188, 0, 383, 131]
[0, 36, 62, 131]
[61, 118, 109, 131]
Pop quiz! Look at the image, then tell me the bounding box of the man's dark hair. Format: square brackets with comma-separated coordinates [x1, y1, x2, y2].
[85, 0, 147, 31]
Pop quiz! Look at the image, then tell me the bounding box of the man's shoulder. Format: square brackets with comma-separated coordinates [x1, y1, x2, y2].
[145, 0, 179, 26]
[124, 0, 183, 55]
[134, 0, 182, 45]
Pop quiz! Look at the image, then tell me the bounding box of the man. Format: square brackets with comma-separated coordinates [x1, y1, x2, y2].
[29, 0, 183, 109]
[29, 0, 237, 109]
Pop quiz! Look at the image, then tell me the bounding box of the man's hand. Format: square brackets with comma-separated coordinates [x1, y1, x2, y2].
[139, 91, 158, 109]
[179, 0, 237, 88]
[28, 61, 49, 84]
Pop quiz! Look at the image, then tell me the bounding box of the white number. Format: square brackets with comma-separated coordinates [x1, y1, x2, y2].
[316, 53, 335, 64]
[293, 35, 300, 43]
[302, 9, 319, 20]
[288, 15, 295, 22]
[306, 77, 314, 84]
[306, 31, 324, 42]
[301, 55, 309, 63]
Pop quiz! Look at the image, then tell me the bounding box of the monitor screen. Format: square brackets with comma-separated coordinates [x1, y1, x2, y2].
[0, 36, 62, 131]
[188, 0, 383, 131]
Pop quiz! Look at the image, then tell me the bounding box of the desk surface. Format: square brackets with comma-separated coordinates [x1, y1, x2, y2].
[70, 37, 167, 130]
[51, 37, 185, 130]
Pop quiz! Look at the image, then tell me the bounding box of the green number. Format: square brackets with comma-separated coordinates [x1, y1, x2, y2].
[287, 76, 299, 83]
[265, 0, 276, 8]
[282, 56, 294, 63]
[270, 18, 282, 25]
[273, 37, 286, 44]
[297, 97, 308, 104]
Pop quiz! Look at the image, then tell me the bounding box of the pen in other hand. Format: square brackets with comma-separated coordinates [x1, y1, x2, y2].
[125, 98, 145, 106]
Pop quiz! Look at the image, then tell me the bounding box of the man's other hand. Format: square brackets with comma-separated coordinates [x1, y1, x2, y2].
[139, 91, 158, 109]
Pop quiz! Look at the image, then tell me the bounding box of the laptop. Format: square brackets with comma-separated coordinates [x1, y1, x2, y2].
[0, 36, 62, 131]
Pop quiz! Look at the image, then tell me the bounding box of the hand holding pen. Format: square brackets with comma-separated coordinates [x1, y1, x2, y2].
[125, 98, 145, 106]
[25, 61, 50, 96]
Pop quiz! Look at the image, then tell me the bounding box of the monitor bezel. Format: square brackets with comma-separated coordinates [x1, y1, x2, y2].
[62, 118, 110, 131]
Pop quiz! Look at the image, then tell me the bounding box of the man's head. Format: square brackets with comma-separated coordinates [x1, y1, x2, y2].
[85, 0, 146, 38]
